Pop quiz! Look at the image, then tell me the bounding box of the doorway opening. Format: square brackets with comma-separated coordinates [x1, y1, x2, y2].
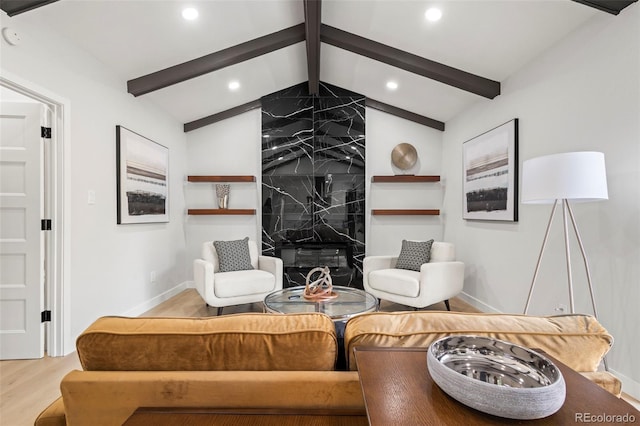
[0, 76, 69, 358]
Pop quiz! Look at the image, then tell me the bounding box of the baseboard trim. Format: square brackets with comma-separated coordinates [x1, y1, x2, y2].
[457, 291, 502, 314]
[611, 368, 640, 403]
[121, 282, 189, 317]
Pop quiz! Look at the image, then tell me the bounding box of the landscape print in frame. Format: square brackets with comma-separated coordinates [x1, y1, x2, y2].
[463, 119, 518, 222]
[116, 125, 169, 224]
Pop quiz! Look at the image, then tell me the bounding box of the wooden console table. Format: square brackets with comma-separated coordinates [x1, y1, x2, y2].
[354, 347, 638, 425]
[123, 407, 368, 425]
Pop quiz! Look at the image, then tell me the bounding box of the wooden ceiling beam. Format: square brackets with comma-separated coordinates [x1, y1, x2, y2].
[304, 0, 322, 95]
[320, 24, 500, 99]
[184, 99, 261, 132]
[571, 0, 637, 15]
[366, 99, 445, 131]
[0, 0, 58, 16]
[128, 24, 306, 97]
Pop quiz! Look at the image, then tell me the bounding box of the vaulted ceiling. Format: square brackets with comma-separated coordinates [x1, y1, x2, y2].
[2, 0, 636, 132]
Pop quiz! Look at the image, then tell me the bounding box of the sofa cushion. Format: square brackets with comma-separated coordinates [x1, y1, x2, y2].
[76, 313, 337, 371]
[344, 312, 613, 373]
[395, 239, 433, 271]
[213, 237, 254, 272]
[214, 269, 275, 297]
[368, 269, 420, 297]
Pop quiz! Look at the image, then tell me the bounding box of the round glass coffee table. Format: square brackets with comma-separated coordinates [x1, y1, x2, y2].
[263, 285, 377, 321]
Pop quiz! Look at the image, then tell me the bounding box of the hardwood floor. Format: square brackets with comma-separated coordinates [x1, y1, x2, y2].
[1, 289, 636, 425]
[0, 350, 81, 426]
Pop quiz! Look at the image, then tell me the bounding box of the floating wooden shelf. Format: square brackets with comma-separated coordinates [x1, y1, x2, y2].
[187, 209, 256, 216]
[187, 175, 256, 182]
[187, 175, 257, 215]
[371, 177, 441, 215]
[371, 209, 440, 216]
[371, 175, 440, 183]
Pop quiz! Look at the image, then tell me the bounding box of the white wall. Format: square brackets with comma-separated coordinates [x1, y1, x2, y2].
[365, 108, 444, 254]
[185, 111, 262, 265]
[1, 13, 189, 353]
[442, 6, 639, 397]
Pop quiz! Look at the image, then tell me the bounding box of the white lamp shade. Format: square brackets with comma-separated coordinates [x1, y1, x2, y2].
[522, 152, 608, 204]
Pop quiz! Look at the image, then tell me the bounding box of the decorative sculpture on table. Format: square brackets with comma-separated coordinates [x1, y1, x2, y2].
[303, 266, 337, 300]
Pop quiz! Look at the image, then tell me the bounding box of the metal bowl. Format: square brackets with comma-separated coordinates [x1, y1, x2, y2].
[427, 335, 566, 419]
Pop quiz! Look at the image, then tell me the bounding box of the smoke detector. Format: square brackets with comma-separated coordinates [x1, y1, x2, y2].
[2, 28, 21, 46]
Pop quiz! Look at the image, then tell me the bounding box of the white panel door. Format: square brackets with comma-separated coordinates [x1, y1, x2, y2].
[0, 102, 44, 359]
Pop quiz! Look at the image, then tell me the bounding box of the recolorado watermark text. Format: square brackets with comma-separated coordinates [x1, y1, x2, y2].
[575, 412, 636, 423]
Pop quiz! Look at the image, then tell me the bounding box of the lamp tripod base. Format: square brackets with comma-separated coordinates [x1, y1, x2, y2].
[523, 199, 607, 370]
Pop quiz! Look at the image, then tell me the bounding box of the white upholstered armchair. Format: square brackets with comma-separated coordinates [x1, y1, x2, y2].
[363, 241, 464, 310]
[193, 239, 283, 315]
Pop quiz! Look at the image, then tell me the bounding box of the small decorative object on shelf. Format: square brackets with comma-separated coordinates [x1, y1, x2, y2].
[215, 184, 230, 209]
[303, 266, 338, 300]
[391, 142, 418, 172]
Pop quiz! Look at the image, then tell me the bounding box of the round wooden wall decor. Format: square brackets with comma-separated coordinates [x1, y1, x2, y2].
[391, 143, 418, 170]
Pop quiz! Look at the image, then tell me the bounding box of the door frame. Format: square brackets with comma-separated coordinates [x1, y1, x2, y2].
[1, 72, 71, 356]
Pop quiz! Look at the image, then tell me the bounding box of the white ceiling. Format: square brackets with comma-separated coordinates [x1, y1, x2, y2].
[8, 0, 600, 129]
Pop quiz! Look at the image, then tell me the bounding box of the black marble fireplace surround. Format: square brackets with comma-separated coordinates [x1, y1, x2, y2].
[261, 82, 365, 288]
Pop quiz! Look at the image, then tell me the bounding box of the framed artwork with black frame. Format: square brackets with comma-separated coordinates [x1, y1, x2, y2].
[116, 125, 169, 224]
[462, 119, 519, 222]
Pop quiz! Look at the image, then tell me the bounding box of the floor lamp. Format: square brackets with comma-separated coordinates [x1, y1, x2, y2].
[521, 152, 608, 319]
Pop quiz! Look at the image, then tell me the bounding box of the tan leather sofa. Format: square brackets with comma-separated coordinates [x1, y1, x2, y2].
[35, 311, 620, 425]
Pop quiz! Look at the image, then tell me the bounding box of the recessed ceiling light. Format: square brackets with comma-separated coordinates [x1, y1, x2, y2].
[386, 81, 398, 90]
[425, 7, 442, 22]
[182, 7, 199, 20]
[228, 81, 240, 91]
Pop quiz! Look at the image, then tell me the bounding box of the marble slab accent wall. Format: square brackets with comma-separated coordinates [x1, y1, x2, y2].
[262, 82, 365, 288]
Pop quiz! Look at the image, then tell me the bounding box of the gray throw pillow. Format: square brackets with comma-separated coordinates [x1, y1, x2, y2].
[395, 239, 434, 271]
[213, 237, 254, 272]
